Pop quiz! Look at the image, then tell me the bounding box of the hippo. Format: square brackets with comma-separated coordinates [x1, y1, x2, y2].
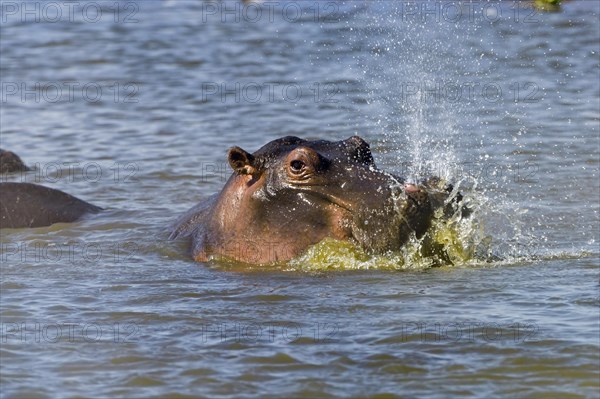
[0, 149, 30, 174]
[0, 182, 102, 229]
[170, 136, 465, 264]
[0, 151, 101, 228]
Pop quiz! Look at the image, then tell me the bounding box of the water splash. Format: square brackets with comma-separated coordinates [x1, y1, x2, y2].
[287, 207, 489, 272]
[286, 185, 554, 272]
[293, 2, 561, 271]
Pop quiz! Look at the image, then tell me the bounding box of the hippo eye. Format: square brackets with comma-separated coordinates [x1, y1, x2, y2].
[290, 160, 305, 173]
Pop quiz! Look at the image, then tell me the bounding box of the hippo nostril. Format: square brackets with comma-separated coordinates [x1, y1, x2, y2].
[345, 136, 368, 152]
[344, 136, 374, 165]
[346, 135, 367, 146]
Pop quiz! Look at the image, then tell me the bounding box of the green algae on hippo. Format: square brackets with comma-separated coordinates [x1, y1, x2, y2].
[170, 136, 467, 264]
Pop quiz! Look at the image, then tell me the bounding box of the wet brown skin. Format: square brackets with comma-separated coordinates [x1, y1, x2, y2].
[170, 136, 460, 264]
[0, 183, 102, 229]
[0, 151, 102, 228]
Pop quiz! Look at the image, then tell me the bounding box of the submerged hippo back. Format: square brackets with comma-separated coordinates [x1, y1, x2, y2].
[0, 182, 101, 229]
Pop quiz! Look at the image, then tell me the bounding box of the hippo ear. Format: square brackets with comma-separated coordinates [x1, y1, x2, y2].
[228, 147, 257, 175]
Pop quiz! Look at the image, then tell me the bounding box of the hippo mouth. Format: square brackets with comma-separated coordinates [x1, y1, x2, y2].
[321, 193, 356, 213]
[291, 183, 356, 213]
[291, 181, 406, 216]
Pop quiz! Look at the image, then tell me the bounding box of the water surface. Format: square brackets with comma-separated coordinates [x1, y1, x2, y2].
[1, 1, 599, 398]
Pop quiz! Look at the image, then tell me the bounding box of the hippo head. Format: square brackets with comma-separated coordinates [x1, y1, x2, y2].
[227, 135, 381, 208]
[207, 136, 433, 262]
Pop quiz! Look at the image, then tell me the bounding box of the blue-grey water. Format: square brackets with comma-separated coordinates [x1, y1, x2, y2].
[1, 1, 599, 398]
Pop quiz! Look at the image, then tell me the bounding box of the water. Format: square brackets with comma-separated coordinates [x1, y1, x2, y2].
[1, 1, 599, 397]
